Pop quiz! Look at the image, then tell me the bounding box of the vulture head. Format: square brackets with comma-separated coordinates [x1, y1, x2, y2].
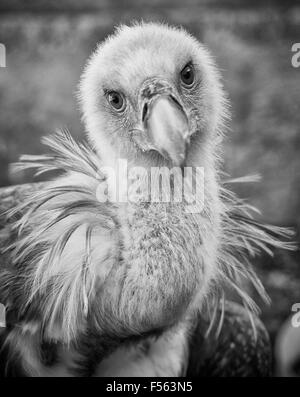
[79, 23, 227, 170]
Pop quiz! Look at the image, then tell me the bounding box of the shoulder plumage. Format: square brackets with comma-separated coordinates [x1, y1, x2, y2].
[4, 130, 121, 343]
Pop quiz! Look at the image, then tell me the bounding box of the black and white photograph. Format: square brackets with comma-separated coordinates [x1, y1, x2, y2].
[0, 0, 299, 380]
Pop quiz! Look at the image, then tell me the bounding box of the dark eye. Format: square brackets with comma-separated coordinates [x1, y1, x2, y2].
[180, 64, 194, 87]
[107, 91, 125, 111]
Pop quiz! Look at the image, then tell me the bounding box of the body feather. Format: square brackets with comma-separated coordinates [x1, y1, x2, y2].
[3, 131, 294, 346]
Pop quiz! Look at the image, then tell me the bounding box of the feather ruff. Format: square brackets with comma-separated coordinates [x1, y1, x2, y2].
[3, 130, 296, 344]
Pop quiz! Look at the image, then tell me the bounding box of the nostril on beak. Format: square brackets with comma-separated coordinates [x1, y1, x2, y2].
[142, 103, 148, 123]
[170, 95, 185, 113]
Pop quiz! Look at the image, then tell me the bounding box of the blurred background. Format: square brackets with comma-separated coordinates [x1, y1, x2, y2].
[0, 0, 299, 374]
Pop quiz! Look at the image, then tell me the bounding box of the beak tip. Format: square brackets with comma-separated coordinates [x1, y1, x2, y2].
[169, 150, 187, 167]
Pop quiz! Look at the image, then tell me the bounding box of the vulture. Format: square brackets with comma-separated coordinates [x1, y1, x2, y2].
[0, 22, 294, 377]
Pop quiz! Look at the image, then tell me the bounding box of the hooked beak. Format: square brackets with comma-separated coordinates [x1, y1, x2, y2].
[141, 95, 189, 167]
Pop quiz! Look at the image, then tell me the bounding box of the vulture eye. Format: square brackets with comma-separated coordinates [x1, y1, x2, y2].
[107, 91, 125, 111]
[180, 64, 194, 87]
